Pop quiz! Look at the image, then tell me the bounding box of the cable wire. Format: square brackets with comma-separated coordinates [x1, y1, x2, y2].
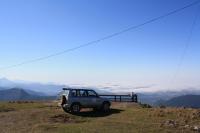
[171, 5, 200, 86]
[1, 0, 200, 70]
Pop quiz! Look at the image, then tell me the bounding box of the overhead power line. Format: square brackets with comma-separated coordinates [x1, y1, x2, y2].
[171, 5, 200, 85]
[1, 0, 200, 70]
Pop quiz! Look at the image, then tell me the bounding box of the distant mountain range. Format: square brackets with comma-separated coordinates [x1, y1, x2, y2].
[0, 88, 56, 101]
[0, 78, 114, 96]
[0, 78, 65, 96]
[0, 78, 114, 101]
[1, 78, 200, 107]
[138, 89, 200, 105]
[1, 87, 200, 108]
[155, 95, 200, 108]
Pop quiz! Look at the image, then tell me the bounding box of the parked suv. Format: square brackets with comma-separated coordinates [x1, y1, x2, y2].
[60, 88, 111, 113]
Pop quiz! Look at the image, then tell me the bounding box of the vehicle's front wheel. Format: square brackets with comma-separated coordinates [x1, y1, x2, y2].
[102, 102, 110, 112]
[61, 104, 70, 113]
[71, 103, 81, 114]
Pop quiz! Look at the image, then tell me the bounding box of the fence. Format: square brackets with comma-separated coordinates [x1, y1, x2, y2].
[99, 92, 138, 102]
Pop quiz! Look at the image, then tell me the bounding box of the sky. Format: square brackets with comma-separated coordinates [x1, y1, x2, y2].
[0, 0, 200, 92]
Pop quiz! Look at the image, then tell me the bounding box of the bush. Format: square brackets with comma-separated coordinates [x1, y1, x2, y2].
[159, 105, 166, 108]
[139, 103, 152, 108]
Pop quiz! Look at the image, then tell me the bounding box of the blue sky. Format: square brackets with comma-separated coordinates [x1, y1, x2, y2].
[0, 0, 200, 92]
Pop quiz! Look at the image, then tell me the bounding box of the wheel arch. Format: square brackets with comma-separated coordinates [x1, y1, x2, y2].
[103, 101, 111, 106]
[70, 102, 82, 107]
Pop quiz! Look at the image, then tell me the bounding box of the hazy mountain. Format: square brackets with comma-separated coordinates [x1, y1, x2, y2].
[0, 88, 56, 101]
[1, 77, 200, 105]
[138, 91, 181, 105]
[138, 89, 200, 105]
[25, 89, 47, 96]
[0, 78, 65, 95]
[156, 95, 200, 108]
[18, 83, 65, 95]
[0, 78, 114, 96]
[0, 78, 15, 88]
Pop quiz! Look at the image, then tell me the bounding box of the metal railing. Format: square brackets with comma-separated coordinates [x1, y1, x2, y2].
[99, 93, 137, 102]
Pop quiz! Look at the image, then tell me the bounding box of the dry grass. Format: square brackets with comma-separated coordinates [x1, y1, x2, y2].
[0, 101, 200, 133]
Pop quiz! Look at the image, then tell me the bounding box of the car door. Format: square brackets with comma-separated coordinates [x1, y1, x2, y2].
[87, 90, 101, 107]
[70, 89, 87, 107]
[78, 90, 90, 107]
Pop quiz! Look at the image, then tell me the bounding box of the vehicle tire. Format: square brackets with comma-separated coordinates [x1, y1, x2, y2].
[70, 103, 81, 114]
[62, 105, 70, 113]
[93, 107, 100, 112]
[102, 102, 110, 112]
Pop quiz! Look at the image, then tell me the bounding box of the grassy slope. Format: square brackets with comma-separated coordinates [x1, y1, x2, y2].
[0, 102, 200, 133]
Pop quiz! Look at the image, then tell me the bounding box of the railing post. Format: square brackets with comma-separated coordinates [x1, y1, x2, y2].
[131, 92, 134, 102]
[135, 94, 138, 103]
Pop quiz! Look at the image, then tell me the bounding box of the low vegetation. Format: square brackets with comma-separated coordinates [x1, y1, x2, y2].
[0, 101, 200, 133]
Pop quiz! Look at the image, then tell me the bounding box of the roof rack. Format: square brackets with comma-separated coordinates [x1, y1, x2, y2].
[62, 88, 93, 90]
[63, 88, 72, 90]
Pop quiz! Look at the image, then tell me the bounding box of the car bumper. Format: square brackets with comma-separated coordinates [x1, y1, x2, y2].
[62, 103, 70, 108]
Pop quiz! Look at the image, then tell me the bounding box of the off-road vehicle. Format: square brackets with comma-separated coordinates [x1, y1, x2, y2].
[60, 88, 111, 113]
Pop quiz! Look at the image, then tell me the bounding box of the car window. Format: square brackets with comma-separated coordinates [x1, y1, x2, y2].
[71, 90, 77, 97]
[72, 90, 87, 97]
[87, 90, 97, 97]
[76, 90, 87, 97]
[80, 90, 87, 97]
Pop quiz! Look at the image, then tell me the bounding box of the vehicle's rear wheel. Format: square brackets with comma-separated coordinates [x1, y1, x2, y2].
[93, 107, 100, 112]
[102, 102, 110, 112]
[71, 103, 81, 114]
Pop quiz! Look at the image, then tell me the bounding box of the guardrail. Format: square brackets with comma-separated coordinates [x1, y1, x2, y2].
[99, 93, 137, 102]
